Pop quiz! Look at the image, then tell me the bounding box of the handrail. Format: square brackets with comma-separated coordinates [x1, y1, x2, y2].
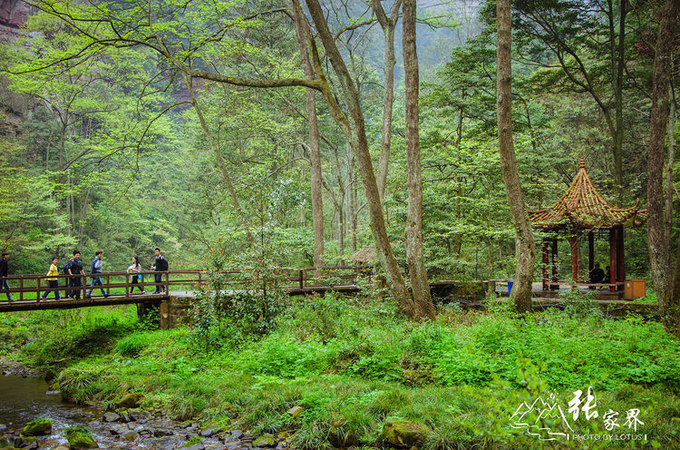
[0, 266, 376, 303]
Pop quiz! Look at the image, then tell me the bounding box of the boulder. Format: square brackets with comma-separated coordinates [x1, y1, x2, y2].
[118, 393, 145, 408]
[199, 427, 217, 437]
[21, 418, 52, 436]
[182, 444, 205, 450]
[102, 412, 120, 423]
[382, 420, 429, 448]
[285, 406, 305, 418]
[123, 431, 140, 442]
[253, 435, 277, 447]
[154, 428, 174, 437]
[65, 426, 98, 449]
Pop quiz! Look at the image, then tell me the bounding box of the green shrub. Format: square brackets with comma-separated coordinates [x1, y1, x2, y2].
[117, 332, 155, 357]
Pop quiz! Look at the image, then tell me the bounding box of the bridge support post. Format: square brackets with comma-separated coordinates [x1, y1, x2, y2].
[159, 299, 169, 330]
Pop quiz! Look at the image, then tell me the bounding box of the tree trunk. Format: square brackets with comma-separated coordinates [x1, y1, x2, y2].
[293, 6, 324, 270]
[348, 152, 358, 253]
[402, 0, 435, 320]
[648, 0, 679, 328]
[372, 0, 402, 200]
[607, 0, 627, 201]
[496, 0, 535, 313]
[647, 0, 679, 333]
[302, 0, 417, 318]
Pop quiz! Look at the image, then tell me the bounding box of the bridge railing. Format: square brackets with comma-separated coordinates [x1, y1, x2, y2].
[0, 265, 375, 302]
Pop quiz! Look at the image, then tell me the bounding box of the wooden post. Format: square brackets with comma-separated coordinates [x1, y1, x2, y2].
[542, 238, 549, 291]
[569, 236, 579, 284]
[588, 231, 594, 272]
[36, 276, 41, 302]
[19, 278, 23, 301]
[616, 225, 625, 287]
[125, 272, 129, 297]
[551, 238, 558, 288]
[165, 272, 169, 295]
[609, 228, 617, 292]
[106, 274, 110, 296]
[299, 270, 304, 290]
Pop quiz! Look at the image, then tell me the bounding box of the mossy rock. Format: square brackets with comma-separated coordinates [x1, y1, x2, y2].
[21, 417, 52, 436]
[117, 392, 145, 408]
[382, 420, 429, 448]
[286, 405, 305, 418]
[65, 426, 98, 449]
[253, 435, 277, 447]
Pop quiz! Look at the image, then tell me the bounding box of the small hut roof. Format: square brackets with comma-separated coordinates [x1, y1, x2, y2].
[529, 159, 646, 230]
[350, 245, 377, 263]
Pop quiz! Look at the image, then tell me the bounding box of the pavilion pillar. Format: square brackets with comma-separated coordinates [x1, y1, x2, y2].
[569, 236, 579, 283]
[609, 228, 617, 292]
[588, 231, 594, 272]
[542, 238, 549, 291]
[616, 225, 625, 286]
[551, 238, 558, 288]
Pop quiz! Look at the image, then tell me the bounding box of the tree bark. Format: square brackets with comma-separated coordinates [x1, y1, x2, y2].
[647, 0, 679, 332]
[496, 0, 535, 313]
[302, 0, 419, 318]
[372, 0, 402, 199]
[292, 4, 324, 270]
[402, 0, 435, 320]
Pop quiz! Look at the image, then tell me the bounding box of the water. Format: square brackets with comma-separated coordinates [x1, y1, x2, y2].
[0, 373, 245, 449]
[0, 374, 83, 426]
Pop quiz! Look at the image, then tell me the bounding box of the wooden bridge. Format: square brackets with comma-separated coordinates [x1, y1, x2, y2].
[0, 266, 375, 313]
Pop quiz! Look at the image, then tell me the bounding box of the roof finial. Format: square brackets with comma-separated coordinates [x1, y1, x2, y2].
[579, 157, 586, 169]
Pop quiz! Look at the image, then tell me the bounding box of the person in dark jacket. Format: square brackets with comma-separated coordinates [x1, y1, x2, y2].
[0, 252, 12, 302]
[86, 250, 109, 299]
[65, 250, 85, 300]
[151, 248, 168, 294]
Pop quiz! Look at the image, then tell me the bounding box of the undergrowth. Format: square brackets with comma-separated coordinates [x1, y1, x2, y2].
[1, 293, 679, 448]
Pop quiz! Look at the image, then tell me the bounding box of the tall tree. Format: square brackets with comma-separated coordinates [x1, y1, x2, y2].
[497, 0, 535, 313]
[646, 0, 679, 333]
[403, 0, 435, 319]
[292, 2, 324, 269]
[372, 0, 402, 200]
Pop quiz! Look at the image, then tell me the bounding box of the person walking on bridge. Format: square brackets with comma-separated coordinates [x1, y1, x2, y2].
[40, 257, 60, 301]
[151, 248, 168, 294]
[0, 252, 12, 303]
[127, 256, 145, 296]
[65, 250, 85, 300]
[86, 251, 109, 299]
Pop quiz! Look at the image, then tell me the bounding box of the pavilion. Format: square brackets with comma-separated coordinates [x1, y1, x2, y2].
[529, 159, 646, 294]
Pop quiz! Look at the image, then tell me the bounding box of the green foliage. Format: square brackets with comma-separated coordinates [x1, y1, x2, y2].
[561, 289, 603, 318]
[2, 298, 680, 448]
[116, 332, 156, 357]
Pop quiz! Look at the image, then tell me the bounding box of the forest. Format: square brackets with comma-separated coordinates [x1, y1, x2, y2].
[0, 0, 679, 449]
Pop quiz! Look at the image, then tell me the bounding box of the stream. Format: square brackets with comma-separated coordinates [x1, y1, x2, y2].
[0, 373, 254, 449]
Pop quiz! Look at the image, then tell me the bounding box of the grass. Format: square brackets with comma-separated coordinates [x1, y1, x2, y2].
[1, 294, 679, 448]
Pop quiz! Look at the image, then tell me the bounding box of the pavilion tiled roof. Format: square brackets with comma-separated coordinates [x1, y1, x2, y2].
[529, 159, 647, 230]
